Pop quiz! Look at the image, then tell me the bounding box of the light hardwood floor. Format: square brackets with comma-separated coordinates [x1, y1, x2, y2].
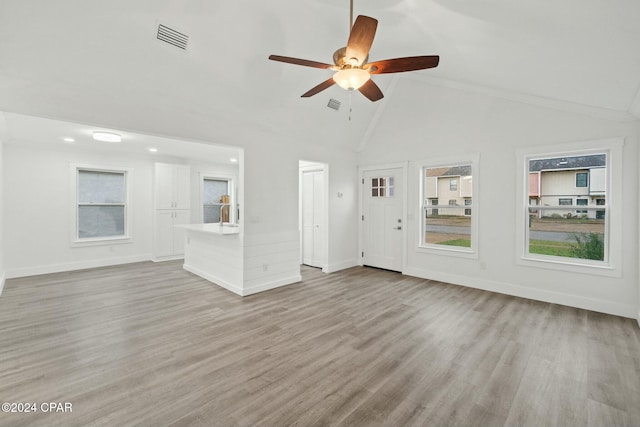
[1, 261, 639, 427]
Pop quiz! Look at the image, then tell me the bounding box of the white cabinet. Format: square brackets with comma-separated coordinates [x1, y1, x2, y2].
[153, 163, 191, 260]
[154, 210, 190, 259]
[154, 163, 190, 210]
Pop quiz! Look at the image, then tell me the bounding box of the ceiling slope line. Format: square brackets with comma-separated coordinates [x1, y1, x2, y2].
[356, 74, 400, 153]
[403, 74, 638, 123]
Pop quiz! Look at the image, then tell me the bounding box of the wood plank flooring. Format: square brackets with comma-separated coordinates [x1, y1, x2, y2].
[0, 261, 639, 427]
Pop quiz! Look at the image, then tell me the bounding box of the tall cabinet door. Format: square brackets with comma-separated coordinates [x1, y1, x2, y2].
[173, 166, 191, 210]
[154, 211, 176, 258]
[172, 211, 190, 255]
[153, 163, 191, 260]
[155, 163, 176, 209]
[154, 163, 190, 210]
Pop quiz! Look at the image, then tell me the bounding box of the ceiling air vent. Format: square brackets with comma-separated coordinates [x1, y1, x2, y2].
[157, 24, 189, 50]
[327, 98, 341, 111]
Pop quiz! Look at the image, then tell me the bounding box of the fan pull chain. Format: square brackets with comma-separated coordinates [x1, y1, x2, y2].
[349, 90, 353, 121]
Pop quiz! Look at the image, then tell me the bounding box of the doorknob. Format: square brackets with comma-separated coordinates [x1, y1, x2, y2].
[395, 226, 402, 230]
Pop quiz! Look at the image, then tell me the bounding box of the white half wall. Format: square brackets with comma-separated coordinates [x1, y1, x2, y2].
[359, 78, 640, 319]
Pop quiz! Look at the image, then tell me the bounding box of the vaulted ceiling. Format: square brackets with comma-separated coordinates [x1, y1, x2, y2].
[1, 0, 639, 151]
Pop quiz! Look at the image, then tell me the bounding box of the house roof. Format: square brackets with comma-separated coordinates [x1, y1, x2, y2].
[529, 154, 606, 172]
[426, 165, 472, 177]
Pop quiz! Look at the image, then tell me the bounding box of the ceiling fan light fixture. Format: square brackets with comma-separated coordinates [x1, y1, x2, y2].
[333, 68, 370, 91]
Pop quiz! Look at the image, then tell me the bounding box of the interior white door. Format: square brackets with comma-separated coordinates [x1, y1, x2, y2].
[362, 168, 403, 272]
[301, 170, 325, 268]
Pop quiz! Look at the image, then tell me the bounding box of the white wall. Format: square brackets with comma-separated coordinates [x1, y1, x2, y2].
[0, 116, 5, 293]
[3, 143, 155, 277]
[2, 142, 229, 278]
[359, 78, 639, 319]
[240, 137, 359, 278]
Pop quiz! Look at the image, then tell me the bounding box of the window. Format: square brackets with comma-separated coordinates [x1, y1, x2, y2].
[576, 172, 588, 187]
[371, 177, 394, 198]
[75, 168, 129, 242]
[203, 178, 230, 223]
[576, 198, 588, 214]
[525, 152, 607, 263]
[421, 162, 475, 253]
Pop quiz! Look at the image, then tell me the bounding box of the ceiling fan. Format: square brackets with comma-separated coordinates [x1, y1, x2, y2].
[268, 1, 439, 102]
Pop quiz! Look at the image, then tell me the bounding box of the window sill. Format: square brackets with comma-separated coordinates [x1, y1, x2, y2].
[517, 254, 619, 278]
[417, 244, 478, 259]
[72, 236, 132, 248]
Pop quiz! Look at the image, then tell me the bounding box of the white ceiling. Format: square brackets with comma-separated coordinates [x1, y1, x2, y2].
[0, 0, 639, 151]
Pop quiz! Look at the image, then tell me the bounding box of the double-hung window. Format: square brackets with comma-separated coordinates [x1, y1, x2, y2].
[73, 166, 130, 244]
[518, 138, 622, 274]
[203, 178, 230, 223]
[419, 157, 478, 256]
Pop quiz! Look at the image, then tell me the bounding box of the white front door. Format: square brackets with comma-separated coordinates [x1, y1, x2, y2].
[362, 168, 403, 271]
[301, 169, 325, 268]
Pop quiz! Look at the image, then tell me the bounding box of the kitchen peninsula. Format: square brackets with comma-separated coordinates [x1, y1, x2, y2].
[178, 223, 301, 296]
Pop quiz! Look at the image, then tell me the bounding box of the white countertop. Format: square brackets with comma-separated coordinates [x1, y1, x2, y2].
[177, 223, 240, 235]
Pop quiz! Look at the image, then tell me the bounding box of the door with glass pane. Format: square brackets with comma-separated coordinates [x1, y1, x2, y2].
[362, 168, 403, 271]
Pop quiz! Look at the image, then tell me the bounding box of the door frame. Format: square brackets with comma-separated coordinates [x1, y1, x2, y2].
[299, 161, 329, 272]
[358, 162, 408, 272]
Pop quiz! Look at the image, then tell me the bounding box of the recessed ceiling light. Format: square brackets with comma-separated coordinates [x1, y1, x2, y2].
[93, 131, 122, 142]
[63, 137, 75, 142]
[148, 148, 158, 153]
[230, 157, 238, 163]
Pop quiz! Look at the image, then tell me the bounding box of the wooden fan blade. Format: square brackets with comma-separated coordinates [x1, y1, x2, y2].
[268, 55, 333, 69]
[301, 77, 336, 97]
[367, 56, 439, 74]
[345, 16, 378, 66]
[358, 79, 384, 102]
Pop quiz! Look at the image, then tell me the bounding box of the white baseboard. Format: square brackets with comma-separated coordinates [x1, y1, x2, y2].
[152, 255, 184, 262]
[403, 266, 637, 319]
[243, 274, 302, 296]
[183, 264, 301, 297]
[323, 259, 358, 274]
[5, 254, 152, 279]
[0, 271, 5, 296]
[183, 263, 244, 296]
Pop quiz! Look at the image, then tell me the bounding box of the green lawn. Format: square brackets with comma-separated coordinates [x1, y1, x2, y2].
[529, 239, 574, 257]
[438, 238, 471, 247]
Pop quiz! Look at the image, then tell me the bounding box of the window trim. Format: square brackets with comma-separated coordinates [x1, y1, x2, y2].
[576, 171, 588, 187]
[199, 172, 235, 224]
[515, 138, 623, 277]
[70, 163, 133, 247]
[417, 154, 479, 259]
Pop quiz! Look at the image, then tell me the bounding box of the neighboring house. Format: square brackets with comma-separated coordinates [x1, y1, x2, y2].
[425, 165, 473, 216]
[529, 154, 606, 219]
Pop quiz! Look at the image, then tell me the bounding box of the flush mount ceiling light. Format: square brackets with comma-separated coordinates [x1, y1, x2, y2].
[63, 137, 75, 143]
[148, 148, 158, 153]
[229, 157, 238, 163]
[93, 131, 122, 143]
